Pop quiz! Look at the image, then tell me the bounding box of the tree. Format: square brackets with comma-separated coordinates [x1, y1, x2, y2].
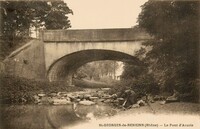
[43, 1, 72, 29]
[1, 1, 32, 43]
[0, 1, 72, 41]
[76, 61, 120, 81]
[0, 0, 72, 60]
[137, 1, 199, 101]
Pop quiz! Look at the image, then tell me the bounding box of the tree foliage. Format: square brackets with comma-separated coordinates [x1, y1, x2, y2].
[0, 1, 72, 40]
[0, 1, 72, 60]
[76, 61, 120, 80]
[120, 1, 199, 101]
[136, 1, 199, 101]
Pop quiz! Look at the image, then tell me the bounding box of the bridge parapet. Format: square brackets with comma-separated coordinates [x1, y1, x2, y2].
[41, 28, 152, 42]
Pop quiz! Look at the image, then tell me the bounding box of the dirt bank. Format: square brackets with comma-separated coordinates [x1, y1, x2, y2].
[118, 101, 200, 115]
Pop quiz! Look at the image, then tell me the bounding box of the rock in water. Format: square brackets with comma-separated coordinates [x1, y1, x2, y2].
[111, 94, 117, 99]
[137, 100, 146, 106]
[132, 104, 140, 108]
[102, 95, 111, 99]
[48, 93, 57, 97]
[166, 89, 180, 103]
[101, 88, 110, 91]
[103, 99, 112, 103]
[79, 100, 95, 106]
[90, 96, 99, 101]
[38, 93, 46, 97]
[84, 94, 91, 100]
[53, 99, 72, 105]
[159, 101, 166, 105]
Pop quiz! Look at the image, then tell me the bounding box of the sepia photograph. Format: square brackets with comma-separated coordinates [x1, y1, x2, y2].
[0, 0, 199, 129]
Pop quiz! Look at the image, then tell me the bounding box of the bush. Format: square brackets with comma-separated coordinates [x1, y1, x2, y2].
[109, 76, 159, 97]
[73, 79, 111, 88]
[0, 74, 82, 104]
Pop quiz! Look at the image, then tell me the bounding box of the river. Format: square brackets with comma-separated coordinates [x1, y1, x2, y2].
[1, 88, 199, 129]
[0, 88, 118, 129]
[0, 103, 117, 129]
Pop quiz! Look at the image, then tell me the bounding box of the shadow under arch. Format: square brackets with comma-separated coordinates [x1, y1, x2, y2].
[47, 49, 144, 83]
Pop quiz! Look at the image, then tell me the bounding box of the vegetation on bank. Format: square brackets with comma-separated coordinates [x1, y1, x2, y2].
[0, 74, 83, 104]
[0, 37, 33, 61]
[73, 79, 112, 88]
[113, 1, 199, 103]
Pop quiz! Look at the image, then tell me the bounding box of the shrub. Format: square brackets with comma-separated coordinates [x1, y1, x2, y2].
[0, 74, 82, 104]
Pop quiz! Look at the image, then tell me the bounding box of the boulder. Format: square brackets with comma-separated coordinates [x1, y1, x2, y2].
[101, 88, 110, 91]
[117, 98, 125, 105]
[117, 98, 124, 101]
[57, 92, 68, 97]
[40, 96, 50, 104]
[111, 94, 117, 99]
[79, 100, 95, 106]
[33, 95, 40, 103]
[166, 96, 179, 102]
[97, 91, 105, 98]
[102, 95, 111, 99]
[90, 96, 99, 101]
[76, 99, 81, 102]
[123, 90, 137, 108]
[124, 89, 131, 94]
[98, 99, 105, 102]
[67, 94, 76, 100]
[153, 95, 162, 101]
[112, 100, 119, 103]
[84, 94, 91, 100]
[159, 101, 166, 105]
[38, 93, 46, 97]
[77, 94, 84, 100]
[132, 104, 140, 108]
[166, 90, 180, 103]
[48, 93, 57, 97]
[153, 95, 166, 101]
[127, 90, 137, 104]
[53, 99, 72, 105]
[137, 100, 146, 106]
[103, 99, 112, 103]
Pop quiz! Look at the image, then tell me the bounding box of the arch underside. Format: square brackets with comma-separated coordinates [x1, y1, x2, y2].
[47, 49, 143, 82]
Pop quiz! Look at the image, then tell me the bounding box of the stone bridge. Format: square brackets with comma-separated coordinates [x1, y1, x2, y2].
[4, 28, 152, 84]
[41, 28, 152, 83]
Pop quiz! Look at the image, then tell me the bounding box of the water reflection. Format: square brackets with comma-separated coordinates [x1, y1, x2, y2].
[0, 104, 116, 129]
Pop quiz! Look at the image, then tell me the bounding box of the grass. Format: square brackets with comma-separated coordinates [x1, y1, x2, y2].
[73, 79, 112, 88]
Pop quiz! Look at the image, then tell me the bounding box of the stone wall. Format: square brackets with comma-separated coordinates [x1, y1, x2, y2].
[4, 39, 46, 80]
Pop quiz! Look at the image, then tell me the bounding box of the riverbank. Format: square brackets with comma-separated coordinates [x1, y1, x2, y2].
[0, 74, 83, 104]
[117, 101, 200, 115]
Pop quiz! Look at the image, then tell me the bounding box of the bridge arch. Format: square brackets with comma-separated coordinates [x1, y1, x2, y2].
[47, 49, 144, 83]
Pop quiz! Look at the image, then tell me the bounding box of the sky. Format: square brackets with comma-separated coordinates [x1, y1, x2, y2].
[64, 0, 148, 29]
